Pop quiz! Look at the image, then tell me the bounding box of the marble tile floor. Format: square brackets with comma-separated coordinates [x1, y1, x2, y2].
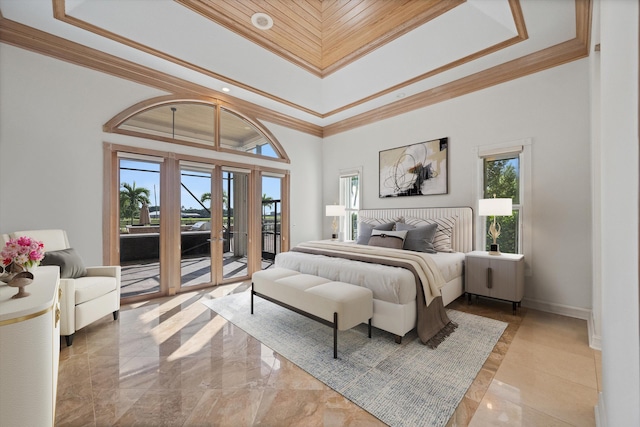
[55, 284, 601, 426]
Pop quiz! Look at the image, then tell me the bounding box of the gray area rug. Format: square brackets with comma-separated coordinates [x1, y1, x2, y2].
[201, 292, 507, 427]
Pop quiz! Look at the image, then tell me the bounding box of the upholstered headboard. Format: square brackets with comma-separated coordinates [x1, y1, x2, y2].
[358, 207, 473, 253]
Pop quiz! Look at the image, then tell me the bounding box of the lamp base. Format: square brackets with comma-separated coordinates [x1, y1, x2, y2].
[489, 243, 501, 255]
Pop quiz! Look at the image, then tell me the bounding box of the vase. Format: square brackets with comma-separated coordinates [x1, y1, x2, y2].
[7, 271, 34, 299]
[0, 264, 33, 298]
[0, 263, 20, 284]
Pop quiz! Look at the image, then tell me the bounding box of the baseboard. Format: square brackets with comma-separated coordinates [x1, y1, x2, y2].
[522, 298, 602, 349]
[595, 392, 607, 427]
[587, 312, 602, 350]
[521, 297, 591, 320]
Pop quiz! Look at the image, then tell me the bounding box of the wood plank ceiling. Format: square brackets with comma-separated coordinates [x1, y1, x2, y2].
[176, 0, 464, 77]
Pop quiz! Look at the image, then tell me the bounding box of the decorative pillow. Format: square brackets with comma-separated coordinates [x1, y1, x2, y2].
[404, 216, 457, 252]
[359, 216, 403, 226]
[368, 229, 408, 249]
[395, 222, 438, 253]
[356, 221, 395, 245]
[40, 247, 87, 278]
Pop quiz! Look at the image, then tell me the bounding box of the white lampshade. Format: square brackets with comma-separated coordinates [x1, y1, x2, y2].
[478, 198, 512, 216]
[325, 204, 345, 217]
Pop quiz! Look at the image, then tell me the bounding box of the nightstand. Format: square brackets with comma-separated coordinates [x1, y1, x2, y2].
[465, 251, 524, 314]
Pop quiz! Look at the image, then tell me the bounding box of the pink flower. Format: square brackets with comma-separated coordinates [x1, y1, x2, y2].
[2, 237, 45, 268]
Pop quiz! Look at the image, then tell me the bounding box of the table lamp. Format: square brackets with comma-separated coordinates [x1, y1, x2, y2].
[325, 204, 345, 240]
[478, 195, 512, 255]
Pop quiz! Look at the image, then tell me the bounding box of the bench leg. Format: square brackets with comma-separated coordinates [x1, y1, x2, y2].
[333, 312, 338, 359]
[368, 318, 372, 338]
[251, 283, 254, 314]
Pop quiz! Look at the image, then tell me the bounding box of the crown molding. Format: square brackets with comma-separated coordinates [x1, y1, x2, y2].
[0, 0, 591, 138]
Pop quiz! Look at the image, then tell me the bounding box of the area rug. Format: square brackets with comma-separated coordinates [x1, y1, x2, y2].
[201, 292, 507, 427]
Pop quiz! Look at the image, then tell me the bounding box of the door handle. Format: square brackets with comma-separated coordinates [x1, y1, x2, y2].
[487, 267, 493, 289]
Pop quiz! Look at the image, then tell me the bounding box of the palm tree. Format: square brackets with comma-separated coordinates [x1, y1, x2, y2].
[262, 193, 274, 212]
[200, 191, 228, 206]
[120, 182, 151, 225]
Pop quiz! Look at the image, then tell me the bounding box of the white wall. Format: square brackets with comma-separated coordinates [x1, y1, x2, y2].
[0, 44, 165, 264]
[599, 0, 640, 424]
[260, 122, 324, 247]
[323, 59, 593, 312]
[589, 0, 602, 351]
[0, 44, 323, 264]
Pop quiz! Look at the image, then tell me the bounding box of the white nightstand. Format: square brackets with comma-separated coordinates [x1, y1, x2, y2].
[465, 251, 525, 314]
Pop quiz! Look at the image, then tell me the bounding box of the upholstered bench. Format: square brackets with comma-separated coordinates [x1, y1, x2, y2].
[251, 267, 374, 358]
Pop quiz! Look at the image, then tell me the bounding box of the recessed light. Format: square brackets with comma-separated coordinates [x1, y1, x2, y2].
[222, 87, 230, 92]
[396, 92, 406, 99]
[251, 12, 273, 30]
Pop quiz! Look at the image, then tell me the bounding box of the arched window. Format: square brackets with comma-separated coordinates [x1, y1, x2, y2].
[104, 95, 289, 162]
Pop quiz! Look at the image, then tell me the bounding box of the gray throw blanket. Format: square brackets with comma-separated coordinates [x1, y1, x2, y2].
[291, 241, 457, 348]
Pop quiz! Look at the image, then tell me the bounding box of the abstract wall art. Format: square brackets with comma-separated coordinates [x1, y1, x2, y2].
[379, 137, 448, 198]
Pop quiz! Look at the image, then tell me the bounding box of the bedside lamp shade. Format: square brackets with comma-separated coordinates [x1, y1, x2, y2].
[325, 205, 345, 217]
[478, 198, 512, 217]
[478, 196, 512, 255]
[325, 205, 345, 240]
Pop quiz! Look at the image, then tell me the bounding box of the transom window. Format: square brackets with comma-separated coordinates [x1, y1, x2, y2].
[120, 102, 215, 146]
[105, 96, 288, 162]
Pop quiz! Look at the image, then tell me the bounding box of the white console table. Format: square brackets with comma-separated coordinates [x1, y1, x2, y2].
[0, 266, 61, 427]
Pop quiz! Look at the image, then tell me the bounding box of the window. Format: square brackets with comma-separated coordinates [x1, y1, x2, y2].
[483, 154, 520, 253]
[104, 96, 292, 300]
[219, 108, 279, 158]
[339, 168, 361, 241]
[105, 96, 289, 162]
[476, 139, 531, 269]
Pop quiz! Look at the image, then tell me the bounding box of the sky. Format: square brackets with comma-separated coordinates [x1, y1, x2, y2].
[120, 159, 281, 211]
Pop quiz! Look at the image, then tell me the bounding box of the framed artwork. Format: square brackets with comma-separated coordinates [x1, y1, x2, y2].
[379, 137, 448, 198]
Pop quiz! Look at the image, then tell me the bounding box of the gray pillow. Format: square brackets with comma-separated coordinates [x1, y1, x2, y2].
[356, 222, 394, 245]
[396, 222, 438, 253]
[40, 248, 87, 279]
[404, 216, 457, 252]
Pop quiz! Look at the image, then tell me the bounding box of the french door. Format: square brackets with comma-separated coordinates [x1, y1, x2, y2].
[179, 164, 254, 290]
[179, 163, 213, 288]
[118, 156, 163, 299]
[112, 150, 288, 301]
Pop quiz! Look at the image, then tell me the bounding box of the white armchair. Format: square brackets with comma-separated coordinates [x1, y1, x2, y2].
[1, 229, 120, 346]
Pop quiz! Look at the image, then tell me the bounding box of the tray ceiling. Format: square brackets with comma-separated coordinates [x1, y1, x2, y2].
[175, 0, 464, 76]
[0, 0, 592, 135]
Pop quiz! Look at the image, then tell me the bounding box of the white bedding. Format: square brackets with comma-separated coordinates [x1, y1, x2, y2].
[274, 247, 465, 306]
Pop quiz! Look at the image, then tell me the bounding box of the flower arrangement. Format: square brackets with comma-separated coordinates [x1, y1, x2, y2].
[1, 236, 45, 270]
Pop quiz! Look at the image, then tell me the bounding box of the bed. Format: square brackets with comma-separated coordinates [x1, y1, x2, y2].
[275, 207, 473, 344]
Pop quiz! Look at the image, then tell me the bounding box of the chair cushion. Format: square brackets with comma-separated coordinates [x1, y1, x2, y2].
[40, 248, 87, 278]
[73, 276, 118, 304]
